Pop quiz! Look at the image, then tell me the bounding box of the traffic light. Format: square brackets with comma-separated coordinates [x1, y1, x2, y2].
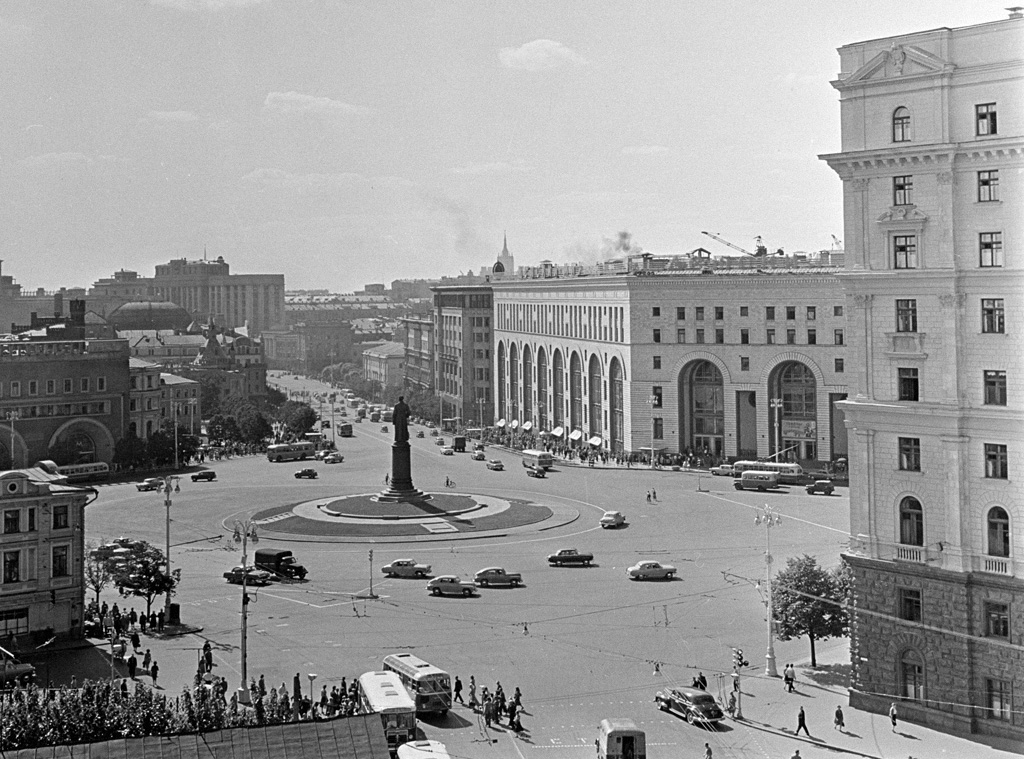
[733, 648, 748, 669]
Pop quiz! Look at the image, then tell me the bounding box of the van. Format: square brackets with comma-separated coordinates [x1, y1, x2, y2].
[597, 718, 646, 759]
[733, 470, 780, 491]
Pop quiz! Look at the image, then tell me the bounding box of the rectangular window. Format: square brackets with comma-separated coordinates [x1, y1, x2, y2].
[653, 356, 661, 370]
[985, 602, 1010, 638]
[978, 170, 999, 202]
[834, 305, 844, 317]
[2, 550, 20, 584]
[45, 379, 56, 395]
[981, 299, 1005, 334]
[976, 103, 997, 136]
[52, 504, 69, 530]
[652, 386, 663, 408]
[893, 175, 913, 206]
[63, 379, 72, 393]
[0, 608, 29, 636]
[652, 329, 661, 343]
[834, 329, 844, 345]
[652, 417, 663, 440]
[676, 329, 686, 344]
[786, 329, 796, 345]
[676, 307, 685, 320]
[979, 233, 1003, 268]
[695, 307, 705, 321]
[766, 329, 776, 344]
[715, 329, 724, 344]
[652, 307, 660, 317]
[988, 679, 1012, 722]
[786, 306, 796, 320]
[766, 306, 775, 321]
[985, 443, 1008, 479]
[28, 381, 38, 396]
[896, 299, 918, 333]
[714, 306, 724, 320]
[894, 235, 917, 269]
[740, 357, 750, 371]
[835, 358, 845, 373]
[10, 381, 20, 398]
[807, 329, 817, 345]
[984, 370, 1007, 406]
[740, 328, 749, 344]
[806, 306, 816, 321]
[740, 306, 748, 317]
[52, 545, 69, 578]
[3, 510, 19, 535]
[899, 588, 922, 621]
[696, 329, 705, 344]
[899, 437, 921, 471]
[80, 378, 90, 392]
[27, 508, 35, 532]
[893, 110, 911, 142]
[898, 368, 920, 401]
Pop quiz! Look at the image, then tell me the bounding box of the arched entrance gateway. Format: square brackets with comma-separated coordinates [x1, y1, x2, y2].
[536, 347, 548, 430]
[508, 342, 520, 422]
[569, 351, 583, 434]
[588, 354, 602, 439]
[552, 349, 564, 429]
[522, 346, 533, 425]
[497, 342, 507, 421]
[769, 361, 817, 462]
[679, 360, 725, 456]
[609, 358, 623, 453]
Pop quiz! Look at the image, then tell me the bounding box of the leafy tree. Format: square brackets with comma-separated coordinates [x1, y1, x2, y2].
[84, 541, 114, 606]
[278, 401, 318, 437]
[145, 431, 176, 467]
[771, 554, 849, 667]
[236, 405, 273, 444]
[113, 434, 148, 471]
[102, 539, 180, 616]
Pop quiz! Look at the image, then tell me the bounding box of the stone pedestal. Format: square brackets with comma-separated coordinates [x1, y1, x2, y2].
[376, 441, 429, 503]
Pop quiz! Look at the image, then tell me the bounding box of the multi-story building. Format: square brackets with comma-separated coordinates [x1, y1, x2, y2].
[0, 261, 85, 334]
[432, 284, 494, 428]
[400, 315, 434, 391]
[262, 322, 355, 374]
[0, 467, 91, 644]
[362, 342, 406, 393]
[821, 13, 1023, 740]
[160, 374, 201, 436]
[492, 258, 848, 462]
[128, 358, 164, 439]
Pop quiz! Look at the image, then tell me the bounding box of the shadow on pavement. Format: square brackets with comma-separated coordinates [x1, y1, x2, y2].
[803, 662, 851, 689]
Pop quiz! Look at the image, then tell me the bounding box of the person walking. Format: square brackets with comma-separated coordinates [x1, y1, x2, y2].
[785, 663, 796, 692]
[482, 694, 493, 727]
[652, 489, 657, 501]
[889, 702, 898, 732]
[453, 676, 464, 704]
[139, 613, 147, 634]
[834, 704, 845, 731]
[156, 610, 165, 632]
[697, 672, 707, 690]
[126, 654, 137, 679]
[646, 490, 651, 503]
[150, 660, 159, 687]
[704, 743, 713, 759]
[796, 706, 810, 736]
[203, 641, 214, 673]
[142, 649, 152, 674]
[130, 630, 141, 653]
[468, 676, 478, 711]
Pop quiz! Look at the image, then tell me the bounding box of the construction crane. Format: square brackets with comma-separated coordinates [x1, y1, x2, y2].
[701, 231, 770, 257]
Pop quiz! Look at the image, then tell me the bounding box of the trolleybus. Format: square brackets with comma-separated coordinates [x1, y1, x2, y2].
[266, 441, 315, 462]
[357, 671, 417, 753]
[382, 652, 452, 715]
[731, 460, 805, 484]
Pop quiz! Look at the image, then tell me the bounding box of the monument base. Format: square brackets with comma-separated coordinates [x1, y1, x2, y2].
[376, 440, 430, 503]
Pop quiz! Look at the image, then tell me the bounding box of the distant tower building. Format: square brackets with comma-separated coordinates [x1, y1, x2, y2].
[492, 234, 515, 280]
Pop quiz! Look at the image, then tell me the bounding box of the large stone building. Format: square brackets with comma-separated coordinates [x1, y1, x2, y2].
[127, 358, 164, 439]
[399, 315, 434, 391]
[0, 261, 85, 335]
[821, 13, 1023, 740]
[492, 258, 848, 463]
[432, 284, 494, 427]
[361, 341, 405, 393]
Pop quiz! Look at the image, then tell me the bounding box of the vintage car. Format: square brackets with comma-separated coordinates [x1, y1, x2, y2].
[600, 510, 626, 528]
[135, 477, 163, 492]
[473, 567, 523, 587]
[381, 559, 432, 578]
[709, 464, 736, 477]
[486, 459, 504, 471]
[805, 479, 835, 496]
[426, 575, 477, 597]
[324, 452, 345, 464]
[223, 565, 272, 586]
[434, 437, 446, 446]
[416, 430, 425, 438]
[471, 450, 486, 461]
[627, 560, 677, 580]
[525, 465, 546, 478]
[294, 468, 318, 479]
[441, 447, 455, 456]
[191, 470, 217, 482]
[546, 548, 594, 566]
[655, 686, 725, 725]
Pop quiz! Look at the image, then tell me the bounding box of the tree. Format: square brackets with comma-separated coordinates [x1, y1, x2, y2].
[46, 439, 81, 466]
[84, 541, 114, 606]
[278, 401, 317, 437]
[102, 538, 180, 616]
[771, 554, 849, 667]
[113, 434, 148, 471]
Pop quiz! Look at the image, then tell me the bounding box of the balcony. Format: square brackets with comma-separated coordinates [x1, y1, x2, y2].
[974, 555, 1012, 576]
[894, 545, 925, 563]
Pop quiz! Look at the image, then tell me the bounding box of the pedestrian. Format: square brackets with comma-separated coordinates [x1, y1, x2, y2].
[652, 489, 657, 501]
[468, 675, 479, 710]
[697, 672, 707, 690]
[148, 611, 156, 631]
[127, 654, 137, 679]
[796, 706, 810, 736]
[156, 610, 165, 632]
[483, 695, 493, 727]
[384, 473, 390, 485]
[142, 649, 152, 673]
[646, 490, 651, 503]
[130, 630, 141, 652]
[120, 679, 129, 697]
[259, 674, 266, 697]
[139, 613, 147, 634]
[150, 660, 159, 687]
[889, 702, 898, 732]
[453, 675, 464, 704]
[833, 704, 845, 731]
[704, 743, 713, 759]
[294, 672, 302, 701]
[785, 663, 796, 692]
[790, 751, 801, 759]
[203, 641, 214, 673]
[129, 608, 138, 628]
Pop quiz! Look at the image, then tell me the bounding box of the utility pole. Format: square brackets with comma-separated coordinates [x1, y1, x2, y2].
[755, 504, 783, 678]
[233, 520, 259, 704]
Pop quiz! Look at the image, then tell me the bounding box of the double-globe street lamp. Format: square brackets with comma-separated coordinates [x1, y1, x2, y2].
[154, 476, 181, 620]
[755, 503, 783, 678]
[232, 519, 259, 704]
[5, 409, 21, 468]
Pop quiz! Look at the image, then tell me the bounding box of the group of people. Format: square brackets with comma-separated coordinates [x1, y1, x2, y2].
[83, 602, 162, 685]
[455, 676, 524, 733]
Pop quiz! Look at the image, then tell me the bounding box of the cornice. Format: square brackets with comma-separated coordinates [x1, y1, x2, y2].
[821, 139, 1024, 174]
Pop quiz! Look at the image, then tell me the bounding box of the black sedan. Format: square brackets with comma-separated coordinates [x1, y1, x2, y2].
[654, 686, 725, 726]
[294, 468, 318, 479]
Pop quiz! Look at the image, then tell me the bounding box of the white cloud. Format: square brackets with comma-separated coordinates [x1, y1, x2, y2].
[499, 39, 587, 71]
[144, 110, 200, 123]
[263, 91, 372, 119]
[622, 145, 674, 157]
[450, 161, 532, 176]
[149, 0, 271, 10]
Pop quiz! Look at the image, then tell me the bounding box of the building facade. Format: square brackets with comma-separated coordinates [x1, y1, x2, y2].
[492, 262, 848, 463]
[432, 285, 494, 427]
[821, 14, 1024, 740]
[0, 468, 90, 644]
[160, 374, 201, 436]
[361, 342, 405, 392]
[128, 358, 164, 439]
[400, 315, 434, 391]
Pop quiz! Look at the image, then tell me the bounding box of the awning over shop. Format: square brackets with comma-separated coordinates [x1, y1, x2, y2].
[511, 419, 519, 429]
[588, 436, 603, 446]
[550, 426, 564, 438]
[522, 421, 533, 431]
[496, 419, 506, 428]
[568, 429, 583, 441]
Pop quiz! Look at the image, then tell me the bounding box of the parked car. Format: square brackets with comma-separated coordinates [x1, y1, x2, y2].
[655, 686, 725, 725]
[627, 560, 677, 580]
[426, 575, 476, 597]
[191, 471, 216, 482]
[525, 465, 546, 478]
[486, 459, 504, 471]
[381, 559, 432, 578]
[547, 548, 594, 566]
[223, 565, 271, 585]
[709, 464, 735, 477]
[254, 548, 308, 580]
[474, 567, 523, 587]
[471, 450, 486, 461]
[441, 447, 455, 456]
[416, 430, 425, 438]
[135, 477, 163, 492]
[600, 510, 626, 528]
[324, 452, 345, 464]
[0, 654, 35, 684]
[294, 468, 318, 479]
[805, 479, 835, 496]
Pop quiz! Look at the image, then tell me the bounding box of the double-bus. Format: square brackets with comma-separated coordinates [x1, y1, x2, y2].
[357, 671, 417, 753]
[731, 460, 805, 484]
[521, 449, 554, 470]
[266, 441, 316, 462]
[382, 652, 452, 715]
[337, 422, 354, 438]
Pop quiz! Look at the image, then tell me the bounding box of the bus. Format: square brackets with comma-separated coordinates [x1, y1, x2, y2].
[337, 422, 354, 438]
[398, 741, 451, 759]
[521, 449, 554, 470]
[357, 671, 417, 753]
[57, 461, 111, 483]
[266, 441, 316, 462]
[731, 460, 805, 484]
[382, 652, 452, 715]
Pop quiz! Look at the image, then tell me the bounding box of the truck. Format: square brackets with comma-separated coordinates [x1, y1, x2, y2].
[597, 718, 646, 759]
[546, 548, 594, 566]
[452, 436, 466, 453]
[254, 548, 308, 580]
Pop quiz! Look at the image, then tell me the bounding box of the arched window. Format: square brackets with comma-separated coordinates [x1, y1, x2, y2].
[900, 649, 925, 700]
[987, 507, 1010, 558]
[899, 497, 924, 546]
[893, 107, 911, 142]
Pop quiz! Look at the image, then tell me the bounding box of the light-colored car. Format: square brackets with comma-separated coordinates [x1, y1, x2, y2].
[135, 477, 163, 492]
[441, 447, 455, 456]
[474, 567, 523, 587]
[627, 560, 677, 580]
[486, 460, 504, 471]
[600, 510, 626, 528]
[324, 452, 345, 464]
[382, 559, 432, 578]
[805, 479, 835, 495]
[709, 464, 736, 477]
[426, 575, 476, 597]
[471, 450, 486, 461]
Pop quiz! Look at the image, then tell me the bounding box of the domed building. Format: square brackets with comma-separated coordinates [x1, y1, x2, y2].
[106, 301, 193, 332]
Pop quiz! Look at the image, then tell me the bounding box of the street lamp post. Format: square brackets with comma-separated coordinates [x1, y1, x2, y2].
[755, 503, 783, 678]
[157, 476, 181, 620]
[233, 519, 258, 704]
[648, 395, 659, 469]
[5, 409, 21, 469]
[769, 398, 783, 461]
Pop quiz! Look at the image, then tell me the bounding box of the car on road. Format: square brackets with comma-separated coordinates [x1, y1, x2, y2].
[324, 452, 345, 464]
[441, 447, 454, 456]
[474, 567, 523, 587]
[294, 468, 318, 479]
[600, 510, 626, 528]
[339, 409, 348, 416]
[0, 654, 35, 685]
[191, 470, 217, 482]
[525, 465, 546, 478]
[223, 565, 272, 585]
[547, 548, 594, 566]
[471, 450, 486, 461]
[381, 426, 389, 433]
[486, 459, 504, 471]
[805, 479, 835, 495]
[416, 430, 425, 438]
[135, 477, 163, 492]
[382, 559, 432, 578]
[435, 437, 446, 446]
[426, 575, 476, 597]
[314, 450, 328, 460]
[655, 686, 724, 725]
[709, 464, 736, 477]
[627, 560, 677, 580]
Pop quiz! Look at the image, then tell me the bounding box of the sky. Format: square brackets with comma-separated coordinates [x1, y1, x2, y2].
[0, 0, 996, 294]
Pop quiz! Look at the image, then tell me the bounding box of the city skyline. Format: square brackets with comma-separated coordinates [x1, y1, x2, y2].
[0, 0, 992, 294]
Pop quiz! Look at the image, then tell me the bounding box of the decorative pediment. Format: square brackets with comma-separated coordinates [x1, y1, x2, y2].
[877, 206, 928, 224]
[844, 44, 953, 84]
